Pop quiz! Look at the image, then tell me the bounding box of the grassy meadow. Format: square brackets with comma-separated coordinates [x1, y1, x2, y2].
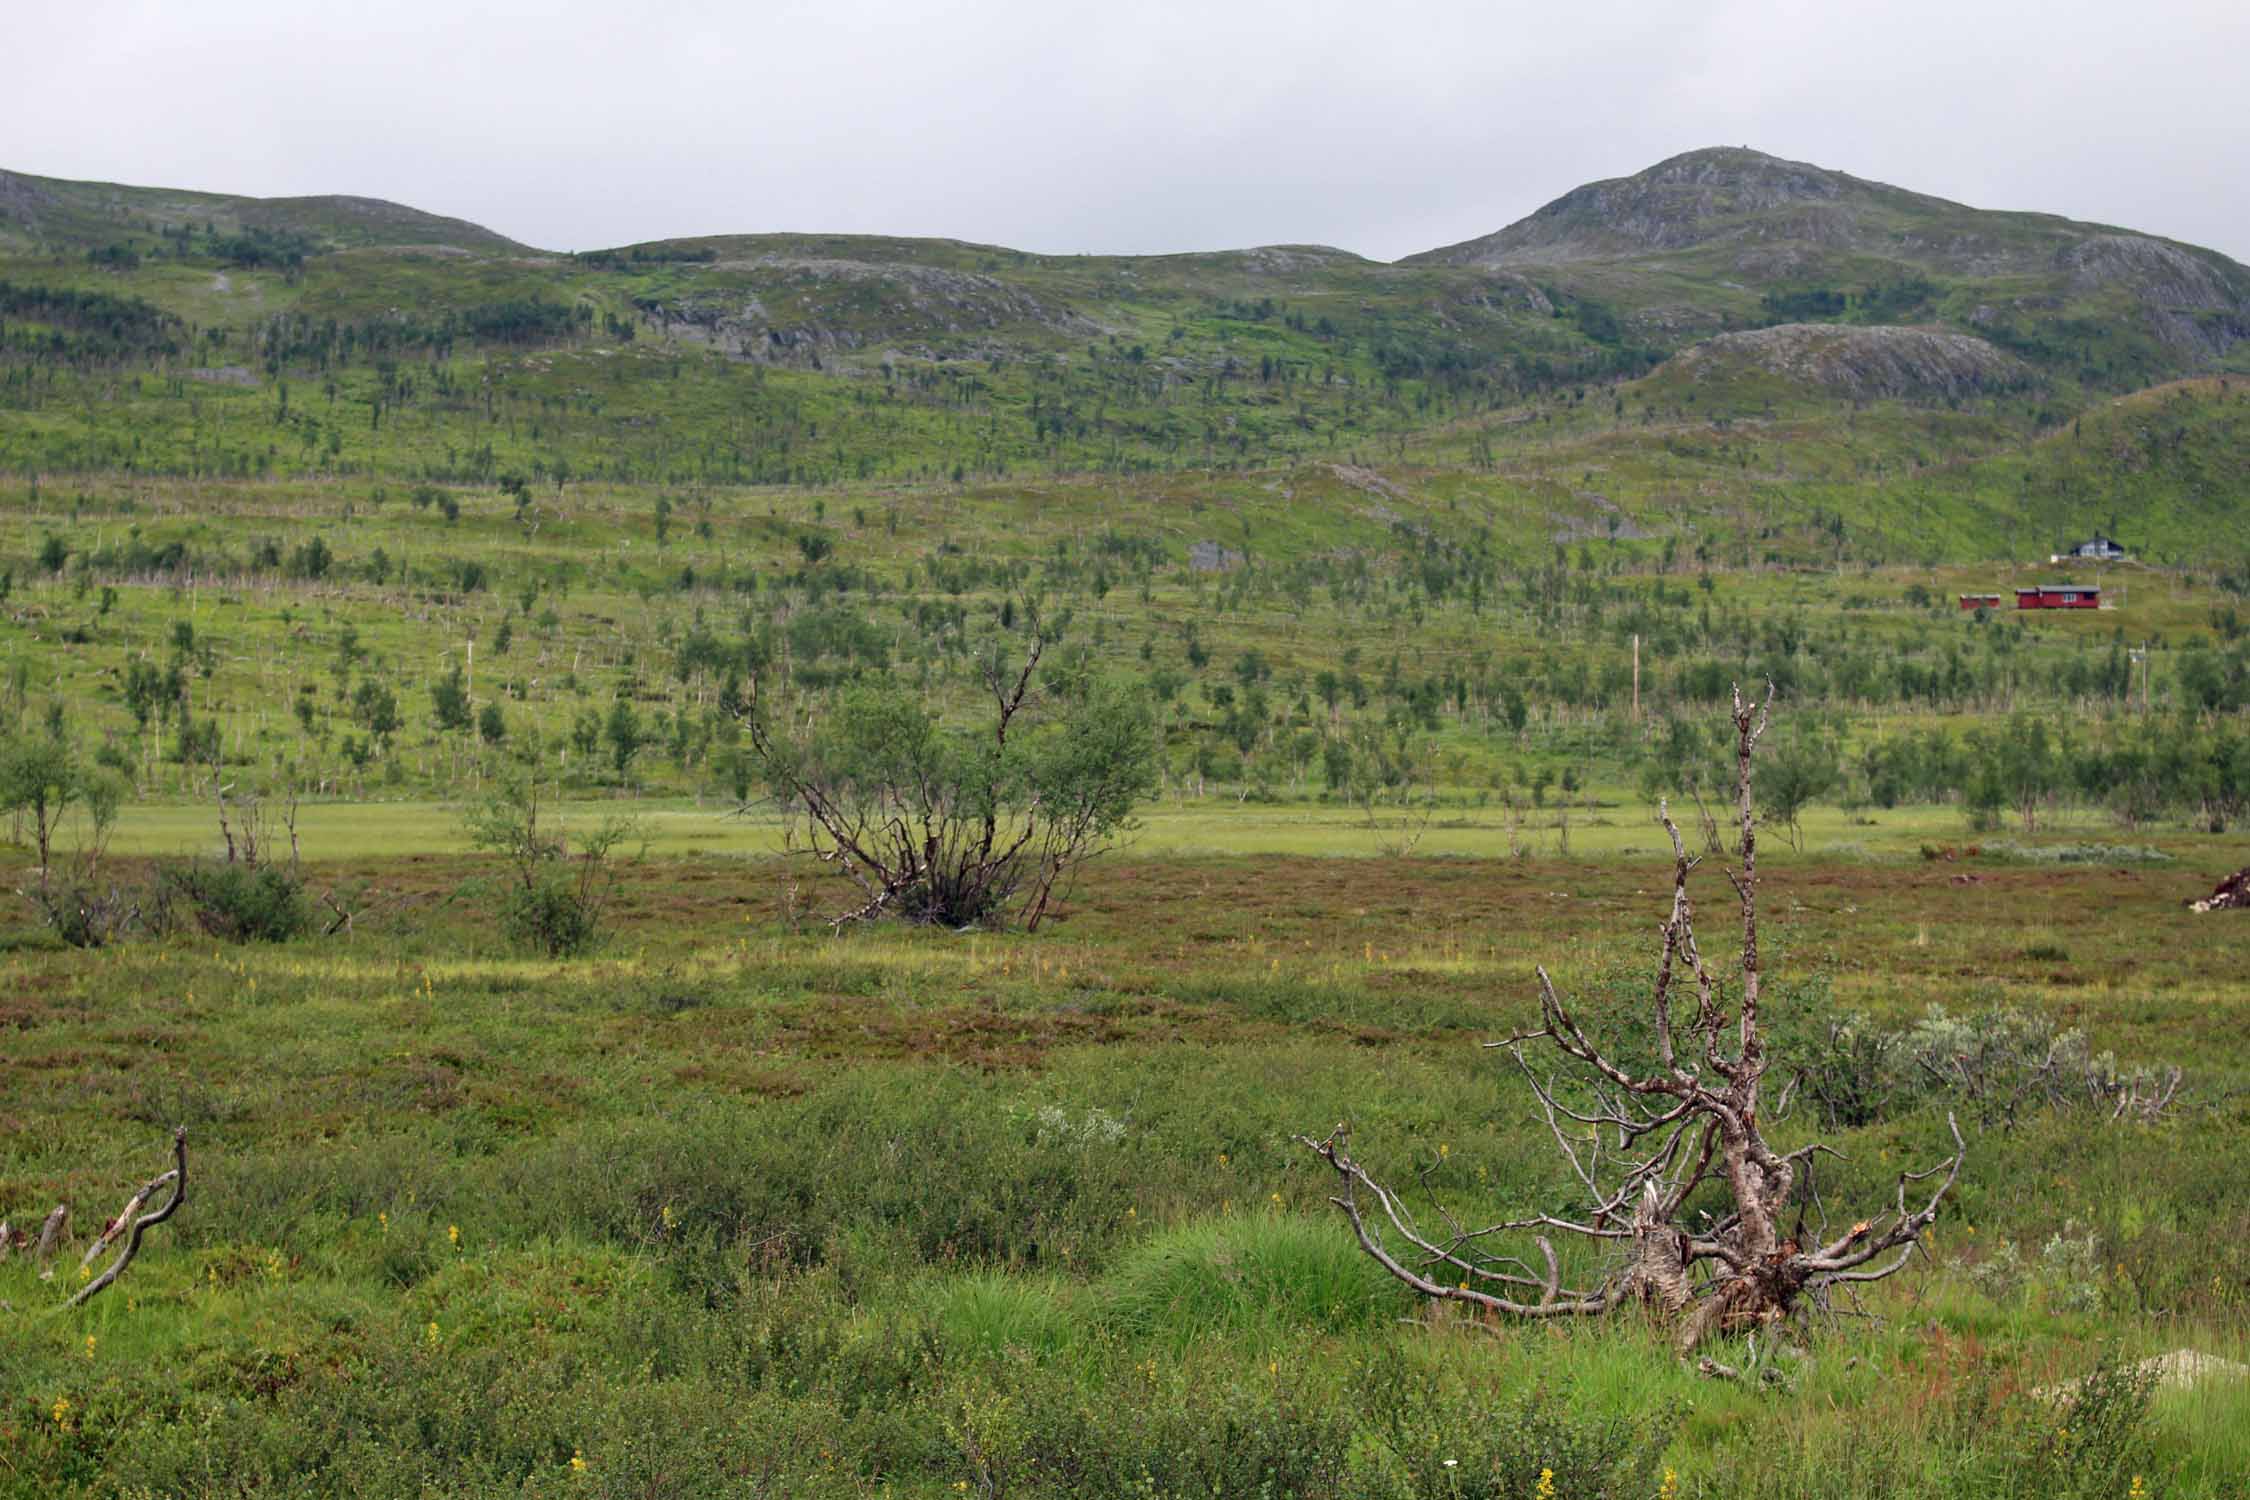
[3, 821, 2250, 1496]
[2, 447, 2248, 1497]
[3, 452, 2250, 1498]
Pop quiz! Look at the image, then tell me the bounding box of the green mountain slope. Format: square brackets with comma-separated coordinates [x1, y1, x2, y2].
[0, 166, 531, 254]
[1, 149, 2246, 565]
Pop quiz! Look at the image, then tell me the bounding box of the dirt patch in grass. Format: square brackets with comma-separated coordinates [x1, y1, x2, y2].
[779, 996, 1139, 1068]
[0, 970, 76, 1030]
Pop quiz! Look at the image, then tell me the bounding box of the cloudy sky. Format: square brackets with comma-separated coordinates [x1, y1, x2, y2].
[10, 0, 2248, 262]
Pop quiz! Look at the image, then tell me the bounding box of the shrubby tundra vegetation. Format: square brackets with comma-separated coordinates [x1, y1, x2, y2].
[1, 148, 2248, 1496]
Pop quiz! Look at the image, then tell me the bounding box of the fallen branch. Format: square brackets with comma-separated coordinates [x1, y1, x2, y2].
[79, 1168, 171, 1272]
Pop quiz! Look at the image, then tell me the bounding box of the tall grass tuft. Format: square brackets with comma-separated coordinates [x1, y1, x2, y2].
[1099, 1213, 1403, 1344]
[924, 1272, 1078, 1362]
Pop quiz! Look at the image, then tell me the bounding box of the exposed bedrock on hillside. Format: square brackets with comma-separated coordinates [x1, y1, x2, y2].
[1657, 322, 2034, 402]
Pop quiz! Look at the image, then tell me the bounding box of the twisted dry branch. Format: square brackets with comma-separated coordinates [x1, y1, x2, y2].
[66, 1128, 187, 1310]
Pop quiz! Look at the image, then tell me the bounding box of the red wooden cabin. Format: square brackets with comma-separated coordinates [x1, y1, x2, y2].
[2015, 584, 2101, 610]
[1959, 593, 2004, 611]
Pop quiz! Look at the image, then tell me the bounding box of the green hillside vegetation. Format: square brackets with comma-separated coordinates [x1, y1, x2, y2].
[3, 148, 2250, 1498]
[1, 147, 2248, 819]
[2, 451, 2246, 837]
[0, 166, 531, 255]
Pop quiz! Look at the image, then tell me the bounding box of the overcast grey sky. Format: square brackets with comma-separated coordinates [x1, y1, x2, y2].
[8, 0, 2248, 262]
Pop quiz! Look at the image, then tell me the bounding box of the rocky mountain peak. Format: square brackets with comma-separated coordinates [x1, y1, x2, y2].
[1403, 146, 1918, 269]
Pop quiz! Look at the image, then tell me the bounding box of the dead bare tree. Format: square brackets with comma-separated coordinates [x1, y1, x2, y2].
[1300, 687, 1964, 1362]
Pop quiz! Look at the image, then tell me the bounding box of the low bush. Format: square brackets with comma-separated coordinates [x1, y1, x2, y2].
[1978, 839, 2173, 865]
[1778, 1003, 2183, 1130]
[1715, 1351, 2160, 1499]
[460, 775, 635, 957]
[153, 859, 312, 943]
[494, 875, 602, 957]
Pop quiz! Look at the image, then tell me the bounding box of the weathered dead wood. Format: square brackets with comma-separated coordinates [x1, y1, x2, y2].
[33, 1204, 69, 1275]
[2189, 866, 2250, 913]
[1300, 687, 1965, 1356]
[66, 1129, 187, 1310]
[79, 1170, 170, 1272]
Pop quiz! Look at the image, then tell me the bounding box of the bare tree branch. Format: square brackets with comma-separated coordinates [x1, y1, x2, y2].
[66, 1129, 187, 1310]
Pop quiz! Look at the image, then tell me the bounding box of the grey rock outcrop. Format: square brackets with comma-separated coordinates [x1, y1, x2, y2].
[1659, 324, 2031, 402]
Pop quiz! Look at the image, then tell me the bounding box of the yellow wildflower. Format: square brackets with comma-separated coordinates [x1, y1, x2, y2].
[570, 1451, 587, 1473]
[448, 1224, 460, 1247]
[84, 1335, 96, 1360]
[1537, 1468, 1556, 1499]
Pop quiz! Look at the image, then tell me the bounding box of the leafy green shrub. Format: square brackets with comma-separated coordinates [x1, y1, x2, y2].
[1967, 1219, 2108, 1314]
[155, 860, 312, 943]
[497, 875, 601, 957]
[750, 609, 1157, 929]
[460, 775, 636, 957]
[1778, 1004, 2183, 1130]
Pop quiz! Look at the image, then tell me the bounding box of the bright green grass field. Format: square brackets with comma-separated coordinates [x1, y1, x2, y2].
[81, 789, 2228, 863]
